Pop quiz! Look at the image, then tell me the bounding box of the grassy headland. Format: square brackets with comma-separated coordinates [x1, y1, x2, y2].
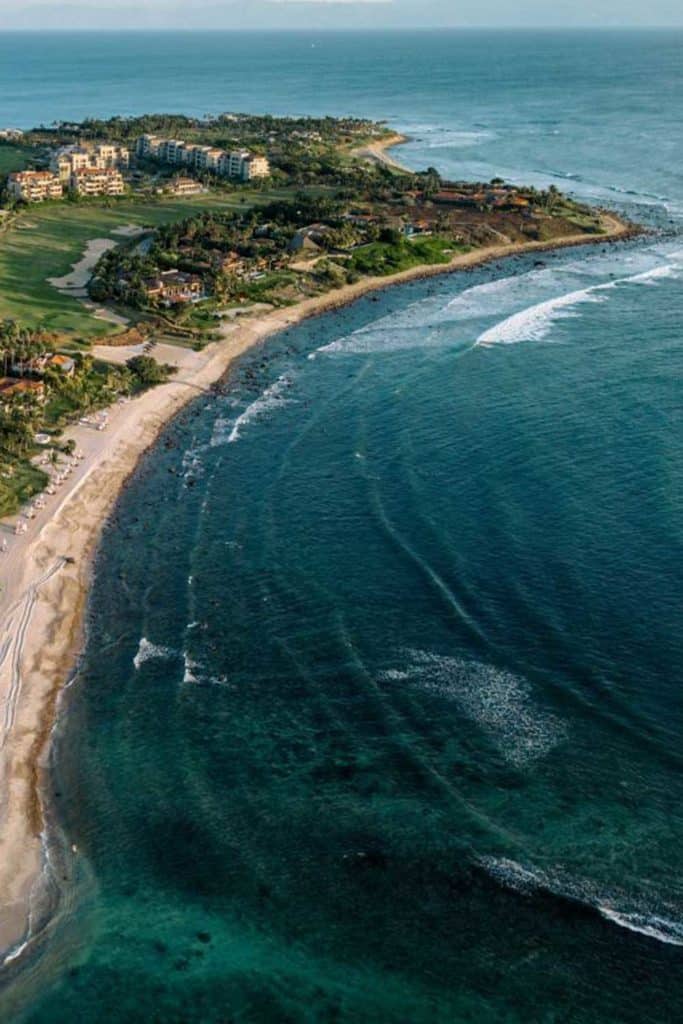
[0, 112, 633, 520]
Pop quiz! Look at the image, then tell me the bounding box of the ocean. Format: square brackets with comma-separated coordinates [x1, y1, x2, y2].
[1, 29, 682, 1024]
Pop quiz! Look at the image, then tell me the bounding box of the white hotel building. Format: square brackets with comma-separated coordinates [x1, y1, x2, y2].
[135, 135, 270, 182]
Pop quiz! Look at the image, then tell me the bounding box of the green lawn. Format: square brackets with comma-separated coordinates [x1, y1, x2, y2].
[0, 189, 297, 338]
[0, 460, 48, 519]
[346, 236, 465, 277]
[0, 144, 36, 176]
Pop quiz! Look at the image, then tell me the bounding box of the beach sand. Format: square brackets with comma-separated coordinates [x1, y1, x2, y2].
[351, 133, 411, 172]
[0, 211, 635, 965]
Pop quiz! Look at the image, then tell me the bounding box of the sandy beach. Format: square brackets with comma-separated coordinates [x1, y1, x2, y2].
[0, 210, 635, 966]
[351, 133, 411, 172]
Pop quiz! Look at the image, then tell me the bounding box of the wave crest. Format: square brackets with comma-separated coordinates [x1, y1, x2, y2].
[211, 374, 294, 446]
[477, 261, 681, 346]
[480, 856, 683, 947]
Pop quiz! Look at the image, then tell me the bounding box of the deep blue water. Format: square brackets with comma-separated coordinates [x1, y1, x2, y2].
[1, 29, 683, 1024]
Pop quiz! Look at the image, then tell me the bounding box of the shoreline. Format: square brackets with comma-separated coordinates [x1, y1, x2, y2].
[350, 132, 411, 172]
[0, 211, 637, 968]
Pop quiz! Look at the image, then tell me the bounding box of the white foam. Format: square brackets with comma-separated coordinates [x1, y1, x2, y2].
[383, 651, 566, 766]
[380, 668, 411, 681]
[479, 856, 546, 894]
[311, 271, 553, 358]
[181, 447, 204, 481]
[212, 374, 294, 446]
[477, 282, 613, 346]
[480, 856, 683, 947]
[183, 652, 199, 684]
[598, 907, 683, 946]
[424, 129, 496, 150]
[133, 637, 174, 670]
[477, 260, 682, 346]
[445, 268, 561, 319]
[627, 264, 679, 285]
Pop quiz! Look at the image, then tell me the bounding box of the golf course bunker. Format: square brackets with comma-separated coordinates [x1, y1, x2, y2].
[48, 238, 118, 296]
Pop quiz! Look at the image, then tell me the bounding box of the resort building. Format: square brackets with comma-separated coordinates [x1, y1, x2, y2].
[70, 167, 126, 197]
[50, 143, 130, 182]
[136, 134, 162, 159]
[215, 251, 249, 277]
[187, 145, 212, 169]
[47, 354, 76, 376]
[9, 352, 75, 377]
[288, 225, 331, 254]
[93, 143, 130, 170]
[157, 139, 186, 165]
[0, 377, 46, 403]
[205, 148, 225, 172]
[7, 171, 63, 203]
[165, 177, 205, 196]
[136, 135, 270, 182]
[143, 270, 205, 306]
[51, 146, 92, 182]
[240, 154, 270, 181]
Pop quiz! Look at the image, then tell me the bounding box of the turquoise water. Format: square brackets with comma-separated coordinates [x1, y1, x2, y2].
[2, 30, 683, 1024]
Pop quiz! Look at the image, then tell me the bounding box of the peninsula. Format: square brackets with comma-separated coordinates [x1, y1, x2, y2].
[0, 111, 633, 965]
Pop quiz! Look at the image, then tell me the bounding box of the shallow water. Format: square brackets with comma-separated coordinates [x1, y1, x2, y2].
[2, 28, 683, 1024]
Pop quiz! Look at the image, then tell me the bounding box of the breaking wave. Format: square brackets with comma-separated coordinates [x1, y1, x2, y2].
[310, 269, 558, 358]
[480, 857, 683, 947]
[477, 260, 682, 346]
[477, 282, 611, 346]
[212, 375, 294, 445]
[598, 907, 683, 946]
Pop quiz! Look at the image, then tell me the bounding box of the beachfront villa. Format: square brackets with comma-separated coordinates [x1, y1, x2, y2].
[7, 171, 64, 202]
[135, 134, 270, 182]
[143, 270, 205, 305]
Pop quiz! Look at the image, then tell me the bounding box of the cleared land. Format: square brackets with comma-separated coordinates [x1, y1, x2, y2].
[0, 190, 296, 337]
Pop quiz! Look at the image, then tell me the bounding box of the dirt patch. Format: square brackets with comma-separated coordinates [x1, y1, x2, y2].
[94, 326, 147, 347]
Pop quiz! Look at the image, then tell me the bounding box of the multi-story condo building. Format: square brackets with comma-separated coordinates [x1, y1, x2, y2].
[157, 140, 185, 165]
[240, 154, 270, 181]
[136, 134, 162, 159]
[221, 150, 270, 182]
[189, 145, 212, 170]
[50, 143, 130, 182]
[7, 171, 64, 202]
[51, 146, 91, 181]
[226, 150, 250, 179]
[136, 135, 270, 182]
[70, 167, 126, 197]
[93, 143, 130, 169]
[205, 148, 225, 172]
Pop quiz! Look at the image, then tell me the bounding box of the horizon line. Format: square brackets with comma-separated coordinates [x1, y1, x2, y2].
[2, 25, 683, 33]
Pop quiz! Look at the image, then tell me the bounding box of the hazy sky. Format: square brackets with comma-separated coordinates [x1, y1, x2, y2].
[1, 0, 682, 31]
